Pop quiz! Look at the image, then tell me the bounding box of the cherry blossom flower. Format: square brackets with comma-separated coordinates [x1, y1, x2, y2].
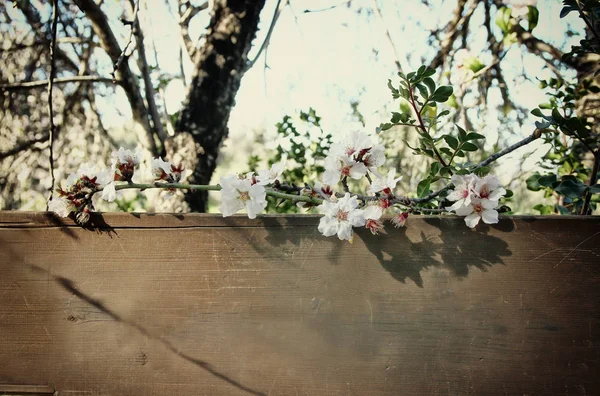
[219, 174, 267, 219]
[368, 169, 403, 196]
[455, 198, 500, 228]
[390, 211, 409, 228]
[330, 130, 372, 158]
[151, 157, 186, 183]
[50, 162, 113, 223]
[473, 174, 506, 201]
[363, 205, 384, 235]
[446, 174, 477, 212]
[296, 182, 333, 209]
[48, 197, 74, 218]
[317, 193, 365, 242]
[111, 147, 142, 182]
[101, 182, 117, 202]
[361, 144, 386, 170]
[323, 155, 367, 186]
[257, 160, 286, 185]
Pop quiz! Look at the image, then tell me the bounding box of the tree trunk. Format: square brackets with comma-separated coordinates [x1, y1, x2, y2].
[172, 0, 266, 212]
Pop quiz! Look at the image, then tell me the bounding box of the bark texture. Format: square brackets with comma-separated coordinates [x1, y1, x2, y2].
[172, 0, 266, 212]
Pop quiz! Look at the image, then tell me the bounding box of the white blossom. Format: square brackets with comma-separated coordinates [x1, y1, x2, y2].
[317, 193, 365, 241]
[368, 169, 403, 195]
[455, 198, 500, 228]
[257, 160, 285, 185]
[101, 181, 117, 202]
[48, 197, 74, 217]
[151, 157, 186, 183]
[362, 144, 386, 170]
[446, 174, 477, 212]
[112, 146, 142, 167]
[65, 162, 112, 189]
[219, 174, 267, 219]
[473, 174, 506, 201]
[330, 130, 372, 158]
[363, 205, 384, 235]
[323, 155, 367, 186]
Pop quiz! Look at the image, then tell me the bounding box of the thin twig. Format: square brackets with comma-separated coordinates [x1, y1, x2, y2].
[411, 129, 544, 204]
[247, 0, 285, 70]
[111, 0, 140, 82]
[371, 0, 403, 73]
[0, 75, 117, 91]
[46, 0, 59, 211]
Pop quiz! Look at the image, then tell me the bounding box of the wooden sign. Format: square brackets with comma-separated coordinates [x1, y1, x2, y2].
[1, 212, 599, 395]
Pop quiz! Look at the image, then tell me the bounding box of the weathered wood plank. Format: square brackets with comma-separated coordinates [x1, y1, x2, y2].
[1, 212, 599, 395]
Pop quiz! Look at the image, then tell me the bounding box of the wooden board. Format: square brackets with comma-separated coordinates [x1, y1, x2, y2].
[1, 211, 599, 395]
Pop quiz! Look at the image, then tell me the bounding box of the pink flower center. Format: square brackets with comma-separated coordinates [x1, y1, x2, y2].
[461, 189, 469, 199]
[336, 210, 349, 222]
[366, 219, 383, 235]
[473, 203, 483, 213]
[340, 165, 351, 176]
[479, 185, 490, 198]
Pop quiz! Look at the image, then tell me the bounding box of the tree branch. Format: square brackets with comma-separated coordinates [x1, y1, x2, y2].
[73, 0, 158, 156]
[247, 0, 285, 70]
[411, 129, 544, 204]
[46, 0, 59, 211]
[0, 76, 117, 91]
[128, 0, 168, 145]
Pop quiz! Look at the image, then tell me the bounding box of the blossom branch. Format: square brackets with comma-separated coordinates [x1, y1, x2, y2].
[411, 129, 544, 204]
[106, 183, 324, 205]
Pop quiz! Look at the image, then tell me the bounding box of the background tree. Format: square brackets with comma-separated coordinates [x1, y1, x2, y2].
[1, 0, 596, 214]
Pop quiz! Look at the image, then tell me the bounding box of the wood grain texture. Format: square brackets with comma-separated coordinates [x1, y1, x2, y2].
[0, 212, 599, 395]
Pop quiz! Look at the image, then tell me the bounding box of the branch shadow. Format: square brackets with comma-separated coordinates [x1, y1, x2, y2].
[25, 263, 265, 396]
[355, 217, 513, 287]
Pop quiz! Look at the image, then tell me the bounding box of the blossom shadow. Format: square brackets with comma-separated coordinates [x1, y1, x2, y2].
[355, 217, 512, 287]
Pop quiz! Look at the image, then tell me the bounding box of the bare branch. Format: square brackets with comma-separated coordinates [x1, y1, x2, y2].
[112, 0, 139, 82]
[429, 0, 478, 70]
[129, 0, 168, 144]
[46, 0, 59, 210]
[0, 134, 49, 161]
[247, 0, 285, 70]
[178, 0, 209, 60]
[371, 0, 403, 73]
[73, 0, 157, 156]
[0, 76, 117, 91]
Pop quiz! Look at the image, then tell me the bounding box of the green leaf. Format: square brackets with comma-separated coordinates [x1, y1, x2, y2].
[504, 189, 514, 199]
[554, 178, 588, 198]
[456, 125, 467, 142]
[431, 86, 453, 102]
[496, 6, 513, 33]
[588, 184, 600, 193]
[417, 178, 431, 198]
[461, 142, 478, 152]
[531, 108, 544, 117]
[556, 205, 570, 215]
[551, 108, 565, 123]
[423, 77, 436, 95]
[416, 83, 428, 100]
[474, 166, 490, 177]
[527, 6, 539, 31]
[526, 174, 542, 191]
[444, 135, 459, 150]
[379, 123, 393, 131]
[538, 174, 558, 187]
[430, 162, 442, 176]
[533, 204, 554, 215]
[465, 132, 485, 141]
